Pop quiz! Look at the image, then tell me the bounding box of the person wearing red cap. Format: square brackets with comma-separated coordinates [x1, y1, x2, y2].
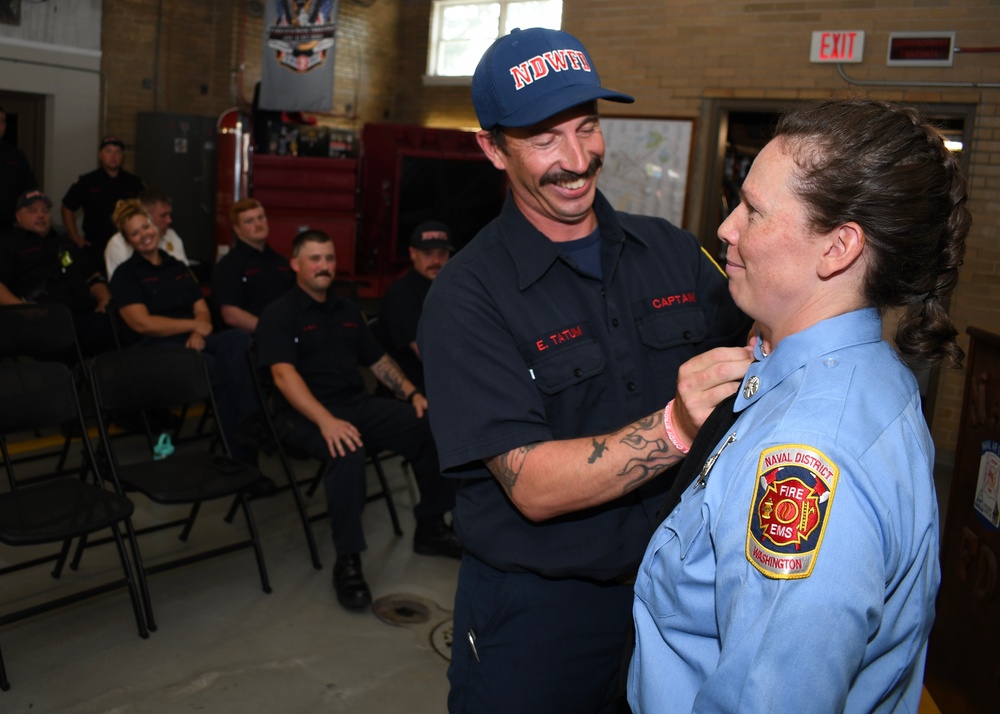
[61, 135, 144, 272]
[419, 27, 753, 713]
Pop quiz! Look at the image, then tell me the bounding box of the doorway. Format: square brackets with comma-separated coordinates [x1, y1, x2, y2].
[701, 98, 975, 428]
[0, 89, 46, 190]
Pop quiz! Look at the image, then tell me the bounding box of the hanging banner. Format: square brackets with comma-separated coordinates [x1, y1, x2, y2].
[259, 0, 339, 112]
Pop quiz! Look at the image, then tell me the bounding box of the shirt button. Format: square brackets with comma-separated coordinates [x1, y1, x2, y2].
[612, 318, 619, 327]
[824, 358, 837, 367]
[574, 368, 583, 377]
[683, 330, 692, 340]
[627, 382, 636, 391]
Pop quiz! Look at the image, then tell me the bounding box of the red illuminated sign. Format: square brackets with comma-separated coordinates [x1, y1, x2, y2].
[810, 31, 865, 64]
[887, 32, 955, 67]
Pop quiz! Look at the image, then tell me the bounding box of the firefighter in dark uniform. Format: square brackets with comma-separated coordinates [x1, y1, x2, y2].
[212, 198, 293, 333]
[418, 28, 753, 714]
[0, 190, 114, 357]
[256, 229, 460, 612]
[374, 220, 455, 391]
[61, 136, 144, 272]
[109, 199, 257, 466]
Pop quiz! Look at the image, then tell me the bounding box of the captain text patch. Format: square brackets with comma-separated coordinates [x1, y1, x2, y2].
[746, 444, 838, 580]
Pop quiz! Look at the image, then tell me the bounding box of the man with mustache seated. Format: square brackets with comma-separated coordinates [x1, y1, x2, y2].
[255, 229, 460, 611]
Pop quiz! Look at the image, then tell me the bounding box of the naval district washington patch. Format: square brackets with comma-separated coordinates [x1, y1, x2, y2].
[746, 444, 838, 579]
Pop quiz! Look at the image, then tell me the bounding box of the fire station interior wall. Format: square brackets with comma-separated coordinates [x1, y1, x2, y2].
[0, 41, 100, 228]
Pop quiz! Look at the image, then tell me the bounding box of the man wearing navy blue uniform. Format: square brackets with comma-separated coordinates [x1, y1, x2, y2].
[419, 28, 753, 713]
[61, 136, 144, 271]
[213, 198, 293, 333]
[0, 190, 114, 357]
[256, 230, 460, 612]
[375, 220, 454, 391]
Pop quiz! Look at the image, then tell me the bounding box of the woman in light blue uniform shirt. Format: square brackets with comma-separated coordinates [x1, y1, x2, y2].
[629, 98, 970, 713]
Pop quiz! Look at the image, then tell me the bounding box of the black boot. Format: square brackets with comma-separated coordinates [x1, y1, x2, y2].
[333, 553, 372, 610]
[413, 515, 463, 559]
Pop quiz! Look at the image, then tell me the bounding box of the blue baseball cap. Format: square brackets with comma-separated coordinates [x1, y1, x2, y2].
[472, 27, 634, 130]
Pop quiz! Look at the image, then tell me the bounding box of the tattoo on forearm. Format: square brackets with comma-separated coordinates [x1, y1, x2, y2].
[616, 414, 681, 494]
[588, 437, 608, 464]
[372, 357, 406, 398]
[486, 443, 540, 497]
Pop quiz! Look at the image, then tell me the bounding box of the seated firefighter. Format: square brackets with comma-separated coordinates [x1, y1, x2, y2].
[0, 189, 115, 356]
[374, 220, 455, 392]
[104, 188, 188, 279]
[108, 199, 259, 466]
[256, 229, 460, 610]
[212, 198, 293, 333]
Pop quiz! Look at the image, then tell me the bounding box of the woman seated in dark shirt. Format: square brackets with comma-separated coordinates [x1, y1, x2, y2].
[109, 199, 257, 464]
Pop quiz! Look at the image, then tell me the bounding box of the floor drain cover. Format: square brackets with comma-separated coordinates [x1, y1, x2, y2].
[431, 618, 453, 661]
[371, 594, 432, 625]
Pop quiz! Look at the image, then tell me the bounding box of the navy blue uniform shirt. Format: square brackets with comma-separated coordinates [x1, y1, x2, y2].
[61, 167, 144, 251]
[419, 190, 751, 580]
[0, 225, 99, 313]
[212, 239, 293, 318]
[257, 285, 385, 411]
[377, 268, 431, 390]
[110, 251, 201, 344]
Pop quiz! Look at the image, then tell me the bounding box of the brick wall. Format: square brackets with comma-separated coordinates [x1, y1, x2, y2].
[392, 0, 1000, 458]
[102, 0, 401, 154]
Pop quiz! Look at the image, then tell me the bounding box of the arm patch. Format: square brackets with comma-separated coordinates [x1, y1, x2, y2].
[746, 444, 838, 579]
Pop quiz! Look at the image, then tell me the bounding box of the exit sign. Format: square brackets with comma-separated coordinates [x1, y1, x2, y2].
[810, 31, 865, 63]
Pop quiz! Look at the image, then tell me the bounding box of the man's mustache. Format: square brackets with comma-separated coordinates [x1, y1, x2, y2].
[540, 156, 603, 186]
[315, 271, 333, 278]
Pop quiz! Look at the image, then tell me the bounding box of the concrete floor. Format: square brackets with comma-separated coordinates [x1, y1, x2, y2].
[1, 439, 457, 712]
[1, 427, 956, 712]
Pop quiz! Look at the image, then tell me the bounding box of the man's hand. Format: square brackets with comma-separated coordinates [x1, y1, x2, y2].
[318, 413, 363, 458]
[671, 345, 755, 444]
[411, 392, 428, 419]
[185, 332, 206, 351]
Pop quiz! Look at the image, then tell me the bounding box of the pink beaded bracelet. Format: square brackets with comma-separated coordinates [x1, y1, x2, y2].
[663, 399, 691, 455]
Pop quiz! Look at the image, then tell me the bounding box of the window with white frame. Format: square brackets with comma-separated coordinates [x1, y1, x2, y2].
[427, 0, 563, 79]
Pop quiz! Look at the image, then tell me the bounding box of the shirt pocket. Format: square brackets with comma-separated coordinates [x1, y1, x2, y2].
[636, 307, 708, 349]
[529, 338, 606, 395]
[636, 496, 710, 620]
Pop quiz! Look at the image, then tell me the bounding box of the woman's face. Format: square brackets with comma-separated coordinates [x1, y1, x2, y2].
[124, 213, 159, 257]
[718, 137, 834, 346]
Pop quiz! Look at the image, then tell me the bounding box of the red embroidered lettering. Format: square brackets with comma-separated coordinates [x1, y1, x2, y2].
[510, 49, 591, 91]
[528, 56, 549, 80]
[543, 50, 570, 72]
[652, 292, 698, 310]
[536, 340, 548, 352]
[510, 62, 533, 89]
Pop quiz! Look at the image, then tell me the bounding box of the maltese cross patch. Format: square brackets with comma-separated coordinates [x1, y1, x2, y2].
[746, 444, 838, 579]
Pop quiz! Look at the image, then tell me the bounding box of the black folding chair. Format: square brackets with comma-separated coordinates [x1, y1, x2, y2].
[88, 345, 271, 630]
[0, 303, 92, 480]
[231, 339, 403, 570]
[0, 361, 149, 691]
